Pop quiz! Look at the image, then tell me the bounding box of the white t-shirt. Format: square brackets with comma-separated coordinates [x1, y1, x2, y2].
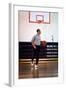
[31, 34, 41, 45]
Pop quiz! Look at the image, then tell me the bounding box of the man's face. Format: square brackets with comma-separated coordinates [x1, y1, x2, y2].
[38, 31, 41, 35]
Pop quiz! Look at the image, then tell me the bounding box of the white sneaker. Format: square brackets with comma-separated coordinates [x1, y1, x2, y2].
[35, 65, 38, 69]
[31, 63, 34, 67]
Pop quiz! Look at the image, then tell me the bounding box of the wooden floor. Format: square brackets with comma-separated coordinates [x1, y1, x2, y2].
[19, 59, 58, 79]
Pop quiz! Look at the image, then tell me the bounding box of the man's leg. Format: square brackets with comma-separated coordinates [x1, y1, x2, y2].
[35, 46, 40, 68]
[36, 47, 39, 65]
[32, 47, 36, 64]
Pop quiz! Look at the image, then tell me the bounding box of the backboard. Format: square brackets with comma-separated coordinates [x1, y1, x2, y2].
[29, 11, 50, 24]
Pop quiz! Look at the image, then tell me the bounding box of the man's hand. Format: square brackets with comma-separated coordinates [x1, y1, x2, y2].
[33, 45, 36, 49]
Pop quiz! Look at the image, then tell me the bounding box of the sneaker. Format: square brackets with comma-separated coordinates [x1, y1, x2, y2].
[31, 63, 34, 67]
[35, 65, 38, 69]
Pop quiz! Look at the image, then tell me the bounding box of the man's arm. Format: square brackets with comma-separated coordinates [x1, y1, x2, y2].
[32, 40, 36, 49]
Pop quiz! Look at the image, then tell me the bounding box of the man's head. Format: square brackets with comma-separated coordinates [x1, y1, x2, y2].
[36, 29, 41, 35]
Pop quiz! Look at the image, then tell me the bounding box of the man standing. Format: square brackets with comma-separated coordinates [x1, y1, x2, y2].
[31, 29, 41, 69]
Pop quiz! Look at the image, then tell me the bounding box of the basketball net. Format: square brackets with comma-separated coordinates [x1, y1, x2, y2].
[37, 20, 43, 24]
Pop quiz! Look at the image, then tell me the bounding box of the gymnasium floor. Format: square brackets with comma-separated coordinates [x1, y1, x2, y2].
[19, 58, 58, 79]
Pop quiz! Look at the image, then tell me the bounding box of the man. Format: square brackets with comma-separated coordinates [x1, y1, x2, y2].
[31, 29, 41, 69]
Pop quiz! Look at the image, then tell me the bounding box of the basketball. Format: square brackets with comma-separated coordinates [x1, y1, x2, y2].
[41, 41, 47, 47]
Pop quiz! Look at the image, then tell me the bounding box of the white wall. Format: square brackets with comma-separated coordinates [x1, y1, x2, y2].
[18, 11, 58, 42]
